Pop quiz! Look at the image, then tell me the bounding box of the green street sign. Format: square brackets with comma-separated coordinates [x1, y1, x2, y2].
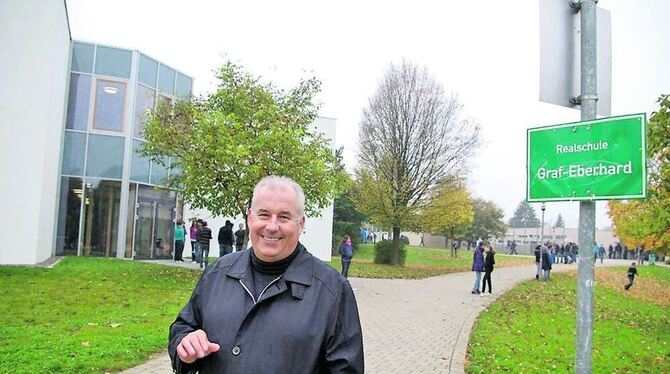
[527, 114, 647, 202]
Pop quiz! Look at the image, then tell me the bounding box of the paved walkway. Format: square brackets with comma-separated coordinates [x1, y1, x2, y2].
[121, 259, 631, 373]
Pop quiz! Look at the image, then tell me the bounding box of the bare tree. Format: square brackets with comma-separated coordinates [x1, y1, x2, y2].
[355, 61, 480, 264]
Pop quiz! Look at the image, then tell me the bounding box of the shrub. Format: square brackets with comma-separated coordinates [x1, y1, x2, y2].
[400, 235, 410, 245]
[374, 239, 407, 265]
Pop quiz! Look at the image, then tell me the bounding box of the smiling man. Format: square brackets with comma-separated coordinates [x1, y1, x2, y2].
[168, 176, 364, 373]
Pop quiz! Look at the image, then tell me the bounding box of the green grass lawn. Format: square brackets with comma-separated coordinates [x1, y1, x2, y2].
[330, 244, 534, 279]
[0, 257, 201, 374]
[466, 266, 670, 373]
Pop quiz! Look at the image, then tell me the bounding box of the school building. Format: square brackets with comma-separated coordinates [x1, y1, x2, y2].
[0, 0, 333, 265]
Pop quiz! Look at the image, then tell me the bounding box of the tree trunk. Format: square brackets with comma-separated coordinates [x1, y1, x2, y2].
[391, 226, 401, 265]
[447, 237, 454, 258]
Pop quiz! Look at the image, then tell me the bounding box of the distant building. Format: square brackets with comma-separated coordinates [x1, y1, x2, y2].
[492, 223, 619, 254]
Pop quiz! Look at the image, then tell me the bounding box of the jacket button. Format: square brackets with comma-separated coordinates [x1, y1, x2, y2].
[232, 346, 241, 356]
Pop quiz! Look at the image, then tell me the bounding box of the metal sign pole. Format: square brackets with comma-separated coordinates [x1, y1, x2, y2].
[540, 203, 545, 279]
[574, 0, 597, 372]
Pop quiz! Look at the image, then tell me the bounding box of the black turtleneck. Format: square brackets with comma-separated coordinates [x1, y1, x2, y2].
[249, 244, 301, 300]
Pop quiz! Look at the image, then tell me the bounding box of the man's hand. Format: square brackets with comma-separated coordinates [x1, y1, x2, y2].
[176, 329, 221, 364]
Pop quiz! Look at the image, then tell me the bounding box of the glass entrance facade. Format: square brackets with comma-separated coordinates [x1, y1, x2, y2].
[55, 41, 192, 260]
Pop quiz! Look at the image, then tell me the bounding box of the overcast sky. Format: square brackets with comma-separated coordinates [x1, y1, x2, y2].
[66, 0, 670, 229]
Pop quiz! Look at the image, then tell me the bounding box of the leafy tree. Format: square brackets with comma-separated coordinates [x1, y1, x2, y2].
[609, 95, 670, 254]
[464, 199, 507, 248]
[508, 200, 540, 228]
[419, 179, 474, 258]
[142, 62, 343, 249]
[354, 61, 480, 265]
[332, 148, 367, 253]
[554, 214, 565, 228]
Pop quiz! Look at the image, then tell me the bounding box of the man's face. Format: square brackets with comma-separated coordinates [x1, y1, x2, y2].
[248, 185, 305, 262]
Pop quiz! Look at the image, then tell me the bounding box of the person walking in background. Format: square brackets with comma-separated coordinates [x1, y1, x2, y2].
[189, 221, 198, 262]
[339, 235, 354, 278]
[174, 219, 186, 262]
[542, 246, 553, 281]
[509, 240, 518, 255]
[534, 245, 541, 280]
[359, 228, 368, 244]
[599, 244, 605, 264]
[234, 223, 246, 252]
[471, 242, 485, 294]
[196, 221, 212, 269]
[217, 220, 234, 257]
[481, 244, 495, 295]
[624, 262, 638, 290]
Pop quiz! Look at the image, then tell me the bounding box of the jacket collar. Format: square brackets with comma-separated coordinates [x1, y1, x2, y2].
[225, 242, 313, 287]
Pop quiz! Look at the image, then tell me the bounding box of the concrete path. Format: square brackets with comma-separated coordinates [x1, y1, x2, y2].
[121, 259, 631, 373]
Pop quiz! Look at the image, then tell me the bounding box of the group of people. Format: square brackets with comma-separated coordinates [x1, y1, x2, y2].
[471, 241, 496, 295]
[173, 219, 247, 269]
[603, 242, 650, 263]
[358, 228, 377, 243]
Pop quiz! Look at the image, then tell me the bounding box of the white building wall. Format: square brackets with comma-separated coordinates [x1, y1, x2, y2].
[0, 0, 70, 264]
[182, 117, 336, 261]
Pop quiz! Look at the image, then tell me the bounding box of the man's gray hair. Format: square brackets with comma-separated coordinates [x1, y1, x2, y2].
[251, 175, 305, 217]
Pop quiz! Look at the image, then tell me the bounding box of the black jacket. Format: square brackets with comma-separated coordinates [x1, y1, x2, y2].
[168, 244, 364, 373]
[484, 251, 495, 272]
[218, 225, 234, 245]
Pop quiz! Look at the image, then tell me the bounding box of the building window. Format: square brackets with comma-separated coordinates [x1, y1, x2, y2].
[93, 79, 126, 132]
[175, 72, 192, 99]
[55, 177, 84, 256]
[81, 179, 121, 257]
[94, 46, 132, 79]
[168, 162, 182, 183]
[86, 134, 125, 179]
[62, 131, 87, 176]
[138, 54, 158, 88]
[134, 84, 155, 139]
[150, 157, 169, 186]
[66, 73, 92, 130]
[130, 140, 150, 183]
[71, 42, 94, 73]
[157, 64, 175, 94]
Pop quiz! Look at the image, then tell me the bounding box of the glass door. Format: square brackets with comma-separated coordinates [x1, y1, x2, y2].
[133, 200, 155, 259]
[154, 203, 174, 259]
[131, 184, 177, 260]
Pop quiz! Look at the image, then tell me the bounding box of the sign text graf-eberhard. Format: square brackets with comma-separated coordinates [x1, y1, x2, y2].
[527, 114, 647, 202]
